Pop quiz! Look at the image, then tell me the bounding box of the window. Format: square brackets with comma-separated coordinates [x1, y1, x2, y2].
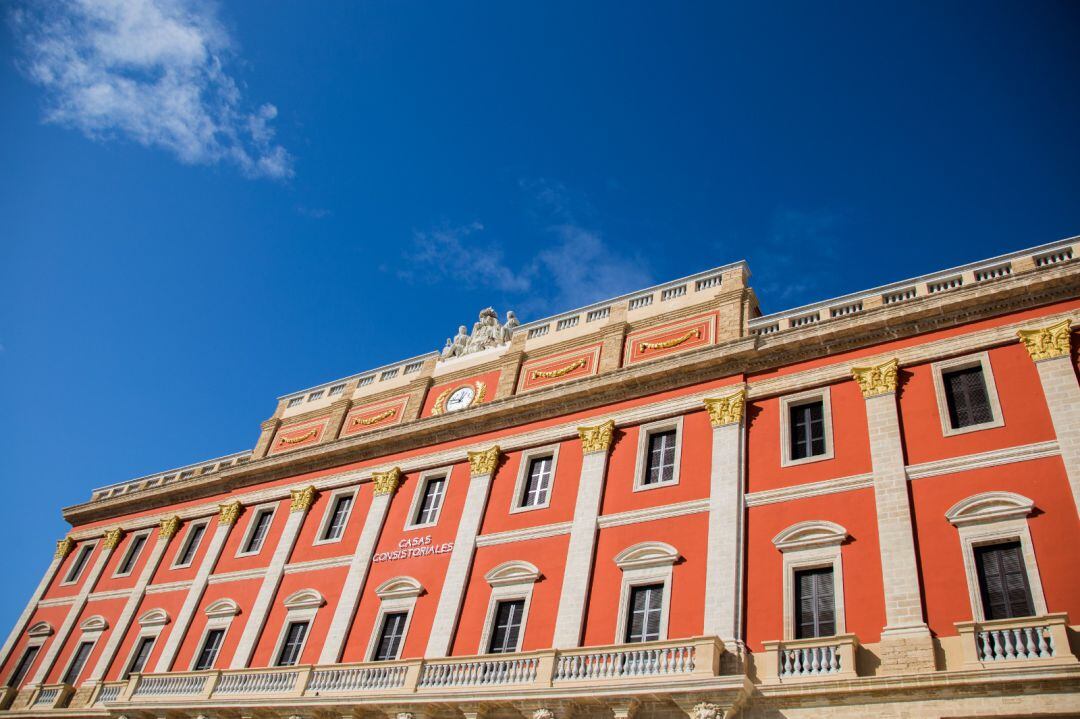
[412, 476, 446, 526]
[790, 401, 825, 460]
[7, 645, 39, 687]
[487, 600, 525, 653]
[287, 397, 303, 408]
[975, 542, 1034, 620]
[64, 545, 94, 584]
[931, 352, 1004, 436]
[123, 636, 155, 679]
[624, 584, 663, 643]
[373, 612, 407, 661]
[632, 418, 683, 490]
[321, 493, 353, 541]
[175, 523, 206, 567]
[794, 567, 836, 638]
[241, 508, 274, 554]
[307, 390, 324, 402]
[61, 641, 93, 685]
[328, 383, 345, 397]
[275, 621, 309, 666]
[520, 456, 553, 508]
[194, 629, 224, 670]
[645, 431, 677, 484]
[116, 533, 148, 576]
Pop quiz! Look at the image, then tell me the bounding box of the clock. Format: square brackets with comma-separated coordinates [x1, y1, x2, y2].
[445, 386, 476, 412]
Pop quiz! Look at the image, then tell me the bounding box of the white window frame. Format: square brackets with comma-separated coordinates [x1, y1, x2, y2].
[632, 416, 684, 491]
[510, 445, 560, 513]
[112, 529, 152, 578]
[8, 623, 51, 686]
[171, 520, 210, 569]
[118, 609, 169, 679]
[478, 561, 540, 654]
[779, 387, 835, 468]
[60, 616, 107, 686]
[366, 577, 423, 661]
[313, 488, 358, 545]
[60, 541, 98, 586]
[930, 351, 1005, 437]
[269, 590, 325, 667]
[772, 520, 847, 640]
[404, 468, 451, 530]
[613, 542, 679, 644]
[188, 599, 240, 671]
[234, 503, 278, 558]
[945, 492, 1047, 622]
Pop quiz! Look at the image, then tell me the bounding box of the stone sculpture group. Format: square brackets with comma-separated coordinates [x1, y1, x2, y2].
[439, 307, 520, 360]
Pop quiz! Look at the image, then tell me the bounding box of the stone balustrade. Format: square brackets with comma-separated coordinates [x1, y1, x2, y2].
[759, 634, 858, 682]
[956, 613, 1076, 668]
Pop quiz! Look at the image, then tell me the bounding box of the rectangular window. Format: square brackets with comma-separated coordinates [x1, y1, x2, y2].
[123, 636, 155, 679]
[625, 584, 664, 643]
[414, 477, 446, 526]
[322, 494, 353, 541]
[975, 542, 1034, 620]
[176, 523, 206, 567]
[790, 401, 826, 461]
[943, 366, 994, 429]
[64, 545, 94, 584]
[194, 629, 225, 670]
[487, 600, 525, 653]
[61, 641, 93, 685]
[243, 509, 274, 554]
[275, 621, 309, 666]
[644, 430, 677, 485]
[794, 567, 836, 639]
[287, 397, 303, 408]
[373, 612, 407, 661]
[117, 533, 148, 576]
[328, 383, 345, 397]
[520, 456, 553, 508]
[7, 645, 40, 687]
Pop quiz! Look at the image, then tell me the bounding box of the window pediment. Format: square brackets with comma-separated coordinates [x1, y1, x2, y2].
[80, 615, 108, 632]
[204, 598, 241, 618]
[283, 588, 326, 610]
[138, 608, 170, 627]
[772, 520, 848, 552]
[484, 560, 541, 587]
[27, 621, 53, 638]
[375, 576, 424, 600]
[614, 541, 679, 570]
[946, 491, 1034, 527]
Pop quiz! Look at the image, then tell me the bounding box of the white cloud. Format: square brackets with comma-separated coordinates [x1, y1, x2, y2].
[10, 0, 293, 180]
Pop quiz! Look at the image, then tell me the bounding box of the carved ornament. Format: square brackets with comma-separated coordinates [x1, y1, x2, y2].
[372, 467, 403, 496]
[468, 445, 502, 475]
[1017, 319, 1071, 361]
[55, 537, 75, 560]
[159, 516, 181, 540]
[850, 358, 899, 398]
[218, 501, 242, 525]
[439, 307, 519, 361]
[639, 328, 701, 353]
[703, 388, 746, 427]
[290, 485, 317, 513]
[103, 527, 124, 549]
[578, 419, 616, 454]
[278, 428, 317, 445]
[432, 381, 487, 415]
[533, 711, 555, 719]
[691, 703, 721, 719]
[531, 358, 586, 380]
[354, 408, 396, 426]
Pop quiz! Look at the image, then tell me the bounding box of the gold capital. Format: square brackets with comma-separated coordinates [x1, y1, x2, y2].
[468, 446, 502, 476]
[290, 485, 317, 513]
[704, 388, 746, 427]
[1018, 319, 1071, 362]
[851, 358, 899, 398]
[578, 419, 616, 454]
[103, 527, 124, 549]
[372, 468, 402, 496]
[55, 537, 75, 560]
[159, 516, 181, 541]
[218, 501, 242, 525]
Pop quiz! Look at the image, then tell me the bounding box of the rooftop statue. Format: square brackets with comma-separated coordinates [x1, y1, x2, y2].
[439, 308, 519, 360]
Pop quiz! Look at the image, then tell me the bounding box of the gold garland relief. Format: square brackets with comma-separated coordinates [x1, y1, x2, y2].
[468, 445, 502, 475]
[639, 328, 701, 353]
[279, 428, 318, 445]
[354, 408, 397, 427]
[372, 467, 403, 496]
[55, 537, 75, 560]
[290, 485, 317, 513]
[703, 388, 746, 427]
[578, 419, 616, 454]
[218, 501, 242, 525]
[851, 358, 900, 398]
[1017, 319, 1071, 362]
[159, 516, 181, 540]
[531, 358, 587, 380]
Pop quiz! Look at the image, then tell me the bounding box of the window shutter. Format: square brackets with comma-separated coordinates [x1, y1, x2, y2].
[945, 366, 993, 428]
[795, 567, 835, 639]
[976, 542, 1034, 620]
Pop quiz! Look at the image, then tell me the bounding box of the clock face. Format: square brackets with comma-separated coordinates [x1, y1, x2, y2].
[445, 386, 476, 412]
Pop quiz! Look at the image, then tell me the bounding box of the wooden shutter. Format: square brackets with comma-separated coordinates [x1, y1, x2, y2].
[976, 542, 1034, 620]
[944, 366, 993, 428]
[795, 568, 836, 639]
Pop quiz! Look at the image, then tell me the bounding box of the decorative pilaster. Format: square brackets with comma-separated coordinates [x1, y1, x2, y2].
[702, 388, 747, 649]
[319, 469, 402, 663]
[1018, 319, 1080, 511]
[552, 420, 617, 648]
[322, 398, 353, 443]
[426, 447, 503, 657]
[158, 516, 181, 541]
[253, 417, 282, 459]
[102, 528, 124, 550]
[290, 485, 317, 512]
[851, 358, 934, 672]
[55, 537, 75, 560]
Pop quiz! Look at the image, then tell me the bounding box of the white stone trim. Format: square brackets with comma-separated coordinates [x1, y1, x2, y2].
[171, 519, 210, 569]
[405, 466, 453, 530]
[36, 597, 77, 608]
[112, 529, 152, 578]
[779, 386, 835, 467]
[478, 562, 539, 654]
[57, 632, 100, 686]
[27, 622, 54, 639]
[930, 351, 1005, 436]
[79, 615, 108, 633]
[772, 520, 848, 552]
[745, 474, 874, 507]
[366, 577, 423, 661]
[234, 502, 278, 558]
[204, 598, 241, 618]
[773, 521, 848, 640]
[509, 444, 561, 513]
[60, 541, 99, 586]
[269, 590, 325, 666]
[118, 615, 166, 680]
[207, 568, 267, 585]
[945, 491, 1036, 527]
[598, 499, 709, 528]
[282, 556, 353, 574]
[476, 522, 573, 547]
[907, 441, 1060, 480]
[145, 580, 193, 595]
[188, 601, 238, 671]
[137, 608, 170, 628]
[632, 416, 684, 491]
[312, 487, 359, 545]
[87, 588, 133, 602]
[613, 542, 678, 644]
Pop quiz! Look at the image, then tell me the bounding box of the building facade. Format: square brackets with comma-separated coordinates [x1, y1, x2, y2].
[2, 238, 1079, 719]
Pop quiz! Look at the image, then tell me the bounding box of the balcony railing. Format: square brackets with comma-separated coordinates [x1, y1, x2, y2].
[760, 635, 858, 682]
[956, 613, 1077, 668]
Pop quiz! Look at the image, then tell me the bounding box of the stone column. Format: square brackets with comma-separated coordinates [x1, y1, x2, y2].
[597, 306, 629, 374]
[702, 389, 746, 646]
[1018, 319, 1080, 512]
[851, 358, 934, 672]
[552, 420, 616, 649]
[714, 265, 752, 341]
[230, 486, 317, 668]
[0, 539, 75, 675]
[319, 469, 401, 664]
[85, 517, 180, 684]
[425, 446, 501, 657]
[154, 502, 241, 672]
[322, 398, 354, 443]
[30, 529, 123, 685]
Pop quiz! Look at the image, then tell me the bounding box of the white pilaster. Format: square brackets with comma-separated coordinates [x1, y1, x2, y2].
[552, 420, 615, 649]
[0, 542, 70, 674]
[425, 447, 501, 658]
[318, 470, 400, 665]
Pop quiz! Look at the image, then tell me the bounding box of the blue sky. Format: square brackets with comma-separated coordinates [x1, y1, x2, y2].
[1, 1, 1078, 630]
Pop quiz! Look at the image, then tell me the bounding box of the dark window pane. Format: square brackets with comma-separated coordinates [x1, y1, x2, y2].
[794, 568, 836, 639]
[275, 621, 309, 666]
[194, 629, 224, 670]
[244, 510, 273, 553]
[124, 637, 155, 679]
[61, 641, 94, 685]
[7, 645, 40, 687]
[118, 534, 147, 575]
[625, 584, 664, 643]
[644, 430, 677, 485]
[373, 612, 408, 661]
[944, 366, 994, 429]
[522, 456, 553, 507]
[65, 546, 93, 583]
[790, 401, 826, 460]
[323, 495, 353, 540]
[488, 600, 526, 653]
[976, 542, 1034, 620]
[177, 524, 206, 566]
[416, 477, 446, 525]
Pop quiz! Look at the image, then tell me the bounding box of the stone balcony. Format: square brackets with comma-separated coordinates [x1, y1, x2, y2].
[758, 634, 859, 683]
[955, 613, 1077, 669]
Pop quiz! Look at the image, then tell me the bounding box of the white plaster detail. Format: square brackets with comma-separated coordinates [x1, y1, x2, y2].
[485, 560, 541, 587]
[772, 520, 849, 552]
[632, 416, 684, 491]
[774, 521, 847, 640]
[930, 351, 1005, 437]
[613, 542, 678, 643]
[27, 622, 54, 638]
[475, 522, 573, 547]
[205, 598, 241, 618]
[509, 444, 561, 513]
[137, 609, 170, 627]
[946, 492, 1036, 527]
[375, 576, 424, 600]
